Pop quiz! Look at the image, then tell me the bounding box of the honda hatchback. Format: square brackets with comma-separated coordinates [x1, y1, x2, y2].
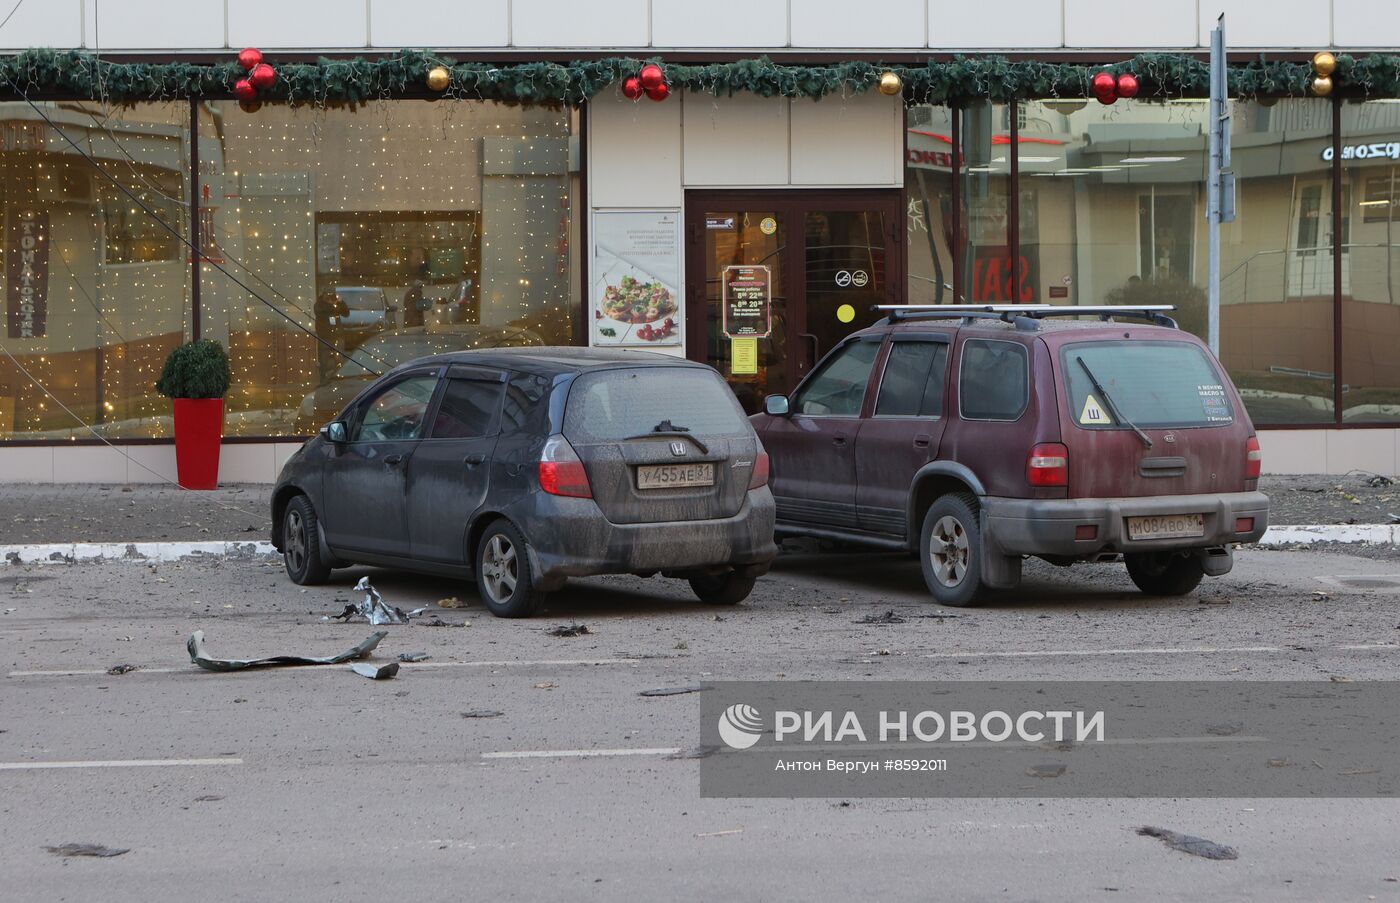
[752, 305, 1269, 607]
[272, 348, 777, 617]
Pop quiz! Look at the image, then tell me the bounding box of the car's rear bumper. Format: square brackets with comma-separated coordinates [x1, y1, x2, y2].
[520, 488, 778, 582]
[983, 491, 1270, 557]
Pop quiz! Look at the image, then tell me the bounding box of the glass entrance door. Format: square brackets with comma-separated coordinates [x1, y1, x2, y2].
[685, 192, 901, 413]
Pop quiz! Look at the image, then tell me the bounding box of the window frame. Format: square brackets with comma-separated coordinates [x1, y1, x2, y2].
[345, 368, 444, 443]
[871, 333, 952, 420]
[424, 366, 508, 441]
[956, 337, 1031, 423]
[789, 334, 884, 420]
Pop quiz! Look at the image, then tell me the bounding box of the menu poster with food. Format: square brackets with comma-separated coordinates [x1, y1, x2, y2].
[721, 265, 771, 339]
[591, 211, 682, 347]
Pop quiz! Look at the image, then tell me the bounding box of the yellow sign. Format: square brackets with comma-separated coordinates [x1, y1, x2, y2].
[731, 337, 759, 375]
[1079, 394, 1110, 425]
[759, 217, 777, 235]
[836, 303, 856, 323]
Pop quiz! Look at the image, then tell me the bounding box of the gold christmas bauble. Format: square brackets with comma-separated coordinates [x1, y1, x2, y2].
[1310, 74, 1333, 97]
[426, 66, 450, 91]
[878, 71, 902, 96]
[1311, 51, 1337, 77]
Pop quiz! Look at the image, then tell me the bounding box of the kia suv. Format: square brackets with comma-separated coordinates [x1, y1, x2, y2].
[751, 305, 1269, 606]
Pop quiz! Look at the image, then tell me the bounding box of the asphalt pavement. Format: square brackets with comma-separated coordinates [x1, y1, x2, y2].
[2, 545, 1399, 901]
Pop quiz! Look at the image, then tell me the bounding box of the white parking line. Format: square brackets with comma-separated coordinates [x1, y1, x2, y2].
[482, 748, 684, 759]
[924, 643, 1399, 659]
[6, 658, 641, 678]
[0, 757, 242, 770]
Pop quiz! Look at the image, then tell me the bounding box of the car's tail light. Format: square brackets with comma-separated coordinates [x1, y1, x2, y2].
[1027, 442, 1069, 487]
[748, 450, 770, 490]
[1245, 436, 1262, 480]
[1234, 517, 1255, 534]
[539, 435, 592, 498]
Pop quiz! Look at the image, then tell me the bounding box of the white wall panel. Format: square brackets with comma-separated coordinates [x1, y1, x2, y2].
[229, 0, 367, 49]
[930, 0, 1063, 48]
[372, 0, 509, 47]
[652, 0, 787, 47]
[682, 93, 789, 186]
[589, 94, 683, 207]
[84, 0, 223, 49]
[1334, 0, 1400, 47]
[790, 0, 924, 48]
[0, 0, 82, 50]
[1065, 0, 1195, 47]
[1197, 0, 1329, 47]
[0, 447, 54, 482]
[789, 93, 901, 186]
[512, 0, 649, 48]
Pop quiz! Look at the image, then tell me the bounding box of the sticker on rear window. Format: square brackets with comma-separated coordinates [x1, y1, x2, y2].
[1079, 394, 1110, 426]
[1197, 384, 1234, 423]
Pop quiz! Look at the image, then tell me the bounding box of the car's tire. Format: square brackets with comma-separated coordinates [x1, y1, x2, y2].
[919, 493, 986, 607]
[688, 570, 757, 605]
[474, 519, 548, 618]
[283, 495, 332, 585]
[1125, 551, 1205, 596]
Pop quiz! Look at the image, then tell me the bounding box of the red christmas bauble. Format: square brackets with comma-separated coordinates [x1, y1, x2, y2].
[645, 82, 670, 102]
[1091, 71, 1116, 98]
[233, 78, 256, 101]
[622, 76, 644, 100]
[1116, 73, 1139, 99]
[237, 48, 263, 72]
[249, 63, 276, 91]
[639, 63, 665, 91]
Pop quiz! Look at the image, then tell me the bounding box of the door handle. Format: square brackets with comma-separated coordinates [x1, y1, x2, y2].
[464, 453, 486, 467]
[383, 453, 403, 467]
[832, 435, 848, 447]
[913, 434, 931, 448]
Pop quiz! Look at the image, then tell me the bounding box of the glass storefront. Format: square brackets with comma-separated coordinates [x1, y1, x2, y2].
[0, 99, 580, 441]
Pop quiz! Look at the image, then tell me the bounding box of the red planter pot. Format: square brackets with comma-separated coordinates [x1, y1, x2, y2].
[172, 398, 224, 490]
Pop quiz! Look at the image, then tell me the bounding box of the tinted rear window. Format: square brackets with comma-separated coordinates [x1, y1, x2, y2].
[1061, 341, 1234, 429]
[959, 339, 1029, 421]
[563, 368, 750, 442]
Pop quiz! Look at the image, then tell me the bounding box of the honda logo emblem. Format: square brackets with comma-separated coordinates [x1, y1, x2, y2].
[670, 441, 686, 456]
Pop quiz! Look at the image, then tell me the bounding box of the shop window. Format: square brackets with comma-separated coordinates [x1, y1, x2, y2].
[1361, 173, 1398, 223]
[197, 100, 580, 437]
[905, 105, 957, 306]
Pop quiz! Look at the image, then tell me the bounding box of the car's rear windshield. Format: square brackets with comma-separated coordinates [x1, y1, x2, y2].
[1060, 341, 1234, 429]
[563, 367, 750, 442]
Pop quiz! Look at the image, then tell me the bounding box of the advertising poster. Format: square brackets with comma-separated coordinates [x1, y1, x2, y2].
[721, 265, 771, 338]
[591, 210, 682, 347]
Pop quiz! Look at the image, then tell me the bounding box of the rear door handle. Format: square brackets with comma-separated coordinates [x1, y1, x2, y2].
[464, 453, 486, 467]
[383, 454, 403, 467]
[832, 435, 848, 447]
[913, 434, 931, 448]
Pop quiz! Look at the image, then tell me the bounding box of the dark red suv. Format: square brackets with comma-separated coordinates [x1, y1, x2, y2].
[751, 305, 1270, 607]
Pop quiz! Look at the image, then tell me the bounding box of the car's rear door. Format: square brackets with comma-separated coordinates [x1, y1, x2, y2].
[764, 335, 882, 529]
[562, 366, 757, 525]
[322, 369, 441, 557]
[406, 364, 507, 564]
[855, 333, 952, 537]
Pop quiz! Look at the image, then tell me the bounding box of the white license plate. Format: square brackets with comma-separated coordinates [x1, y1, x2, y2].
[637, 462, 715, 490]
[1127, 513, 1205, 540]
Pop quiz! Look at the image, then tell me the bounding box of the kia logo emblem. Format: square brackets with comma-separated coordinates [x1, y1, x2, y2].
[670, 441, 686, 456]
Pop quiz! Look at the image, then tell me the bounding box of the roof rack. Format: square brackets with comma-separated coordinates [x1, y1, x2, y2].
[874, 304, 1178, 329]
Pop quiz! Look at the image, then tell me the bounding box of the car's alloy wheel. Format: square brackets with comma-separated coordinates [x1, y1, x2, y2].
[928, 515, 970, 588]
[918, 493, 986, 607]
[282, 494, 331, 585]
[284, 507, 308, 575]
[480, 533, 518, 605]
[474, 520, 548, 618]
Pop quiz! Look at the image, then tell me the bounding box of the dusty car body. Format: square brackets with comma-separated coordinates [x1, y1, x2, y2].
[273, 348, 777, 616]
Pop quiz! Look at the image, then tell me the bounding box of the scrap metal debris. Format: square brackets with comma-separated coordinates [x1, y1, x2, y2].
[1026, 763, 1067, 778]
[397, 652, 431, 663]
[856, 610, 905, 625]
[548, 624, 591, 637]
[350, 661, 400, 680]
[44, 843, 129, 858]
[461, 709, 504, 719]
[669, 746, 721, 759]
[187, 629, 387, 672]
[326, 577, 412, 625]
[639, 685, 712, 697]
[1136, 826, 1239, 861]
[106, 663, 139, 675]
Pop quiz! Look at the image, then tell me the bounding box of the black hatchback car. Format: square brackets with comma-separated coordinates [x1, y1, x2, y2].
[271, 348, 777, 617]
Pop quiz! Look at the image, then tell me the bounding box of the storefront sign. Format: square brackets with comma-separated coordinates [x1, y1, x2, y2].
[730, 336, 759, 375]
[1322, 141, 1400, 162]
[722, 265, 772, 339]
[706, 216, 736, 231]
[592, 211, 682, 347]
[971, 246, 1039, 304]
[6, 207, 48, 339]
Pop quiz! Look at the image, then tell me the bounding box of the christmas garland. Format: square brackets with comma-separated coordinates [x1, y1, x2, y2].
[2, 47, 1399, 106]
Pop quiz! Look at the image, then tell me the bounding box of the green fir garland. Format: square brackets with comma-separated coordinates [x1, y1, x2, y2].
[0, 48, 1397, 106]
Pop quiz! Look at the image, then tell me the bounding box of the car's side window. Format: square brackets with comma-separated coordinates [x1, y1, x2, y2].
[430, 378, 504, 439]
[958, 339, 1029, 421]
[351, 376, 439, 442]
[501, 371, 552, 433]
[790, 339, 881, 416]
[875, 340, 949, 418]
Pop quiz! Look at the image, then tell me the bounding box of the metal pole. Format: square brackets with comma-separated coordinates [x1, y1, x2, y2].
[1207, 16, 1224, 355]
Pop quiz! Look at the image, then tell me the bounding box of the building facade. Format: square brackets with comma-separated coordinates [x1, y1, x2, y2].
[0, 0, 1398, 480]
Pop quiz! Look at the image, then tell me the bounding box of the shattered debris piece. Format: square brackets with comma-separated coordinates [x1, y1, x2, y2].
[1026, 763, 1067, 778]
[534, 682, 557, 690]
[668, 746, 720, 760]
[331, 577, 412, 625]
[44, 843, 129, 858]
[350, 661, 400, 680]
[461, 709, 505, 719]
[639, 685, 712, 697]
[1136, 826, 1238, 861]
[106, 663, 139, 675]
[193, 795, 224, 803]
[1205, 722, 1244, 736]
[436, 596, 468, 609]
[187, 629, 387, 672]
[548, 624, 591, 637]
[414, 616, 452, 627]
[397, 652, 431, 663]
[856, 610, 905, 625]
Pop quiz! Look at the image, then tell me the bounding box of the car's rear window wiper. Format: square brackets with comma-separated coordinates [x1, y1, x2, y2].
[1076, 356, 1153, 449]
[652, 420, 689, 433]
[623, 426, 709, 454]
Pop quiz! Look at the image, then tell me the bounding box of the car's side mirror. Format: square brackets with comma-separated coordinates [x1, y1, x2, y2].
[323, 421, 349, 443]
[764, 395, 790, 416]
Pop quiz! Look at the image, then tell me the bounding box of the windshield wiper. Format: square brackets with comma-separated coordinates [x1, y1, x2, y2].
[653, 420, 689, 433]
[1076, 357, 1152, 449]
